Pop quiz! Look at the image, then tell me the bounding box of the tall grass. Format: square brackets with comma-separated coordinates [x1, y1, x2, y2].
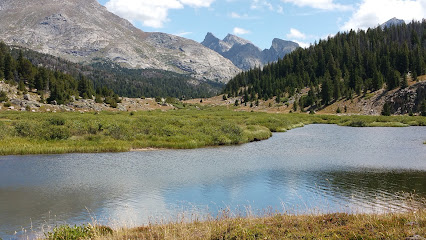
[0, 107, 425, 155]
[43, 209, 426, 240]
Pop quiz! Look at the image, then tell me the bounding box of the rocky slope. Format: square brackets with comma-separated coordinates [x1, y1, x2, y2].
[201, 33, 299, 70]
[381, 17, 405, 28]
[0, 0, 240, 83]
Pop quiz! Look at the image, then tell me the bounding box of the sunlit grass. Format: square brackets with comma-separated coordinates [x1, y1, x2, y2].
[42, 209, 426, 240]
[0, 107, 425, 155]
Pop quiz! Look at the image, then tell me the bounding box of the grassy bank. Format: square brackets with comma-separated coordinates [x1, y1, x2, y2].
[44, 209, 426, 240]
[0, 107, 425, 155]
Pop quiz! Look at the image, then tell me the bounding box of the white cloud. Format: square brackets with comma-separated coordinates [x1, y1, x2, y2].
[233, 27, 251, 35]
[174, 31, 193, 37]
[251, 0, 273, 11]
[229, 12, 257, 19]
[341, 0, 426, 31]
[105, 0, 214, 28]
[230, 12, 243, 18]
[281, 0, 352, 11]
[286, 28, 306, 40]
[293, 41, 310, 49]
[179, 0, 215, 7]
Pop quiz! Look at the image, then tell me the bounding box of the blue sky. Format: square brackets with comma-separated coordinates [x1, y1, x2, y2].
[97, 0, 426, 50]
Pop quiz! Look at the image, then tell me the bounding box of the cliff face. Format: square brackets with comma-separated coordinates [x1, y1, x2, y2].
[0, 0, 240, 83]
[202, 33, 299, 70]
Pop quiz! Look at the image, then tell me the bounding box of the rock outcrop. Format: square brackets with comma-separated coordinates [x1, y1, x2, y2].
[388, 81, 426, 115]
[0, 0, 240, 83]
[201, 33, 299, 70]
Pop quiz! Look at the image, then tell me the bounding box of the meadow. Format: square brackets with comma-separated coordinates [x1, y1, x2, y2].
[0, 106, 425, 155]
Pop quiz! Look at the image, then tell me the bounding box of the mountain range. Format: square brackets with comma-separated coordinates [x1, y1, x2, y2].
[201, 33, 299, 70]
[0, 0, 240, 83]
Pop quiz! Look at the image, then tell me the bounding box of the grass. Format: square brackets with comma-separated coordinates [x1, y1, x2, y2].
[0, 106, 425, 155]
[43, 209, 426, 240]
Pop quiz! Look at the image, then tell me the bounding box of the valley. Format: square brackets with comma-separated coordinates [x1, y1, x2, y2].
[0, 0, 425, 239]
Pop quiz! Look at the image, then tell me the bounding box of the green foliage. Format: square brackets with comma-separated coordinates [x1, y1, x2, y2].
[0, 109, 425, 155]
[421, 100, 426, 116]
[382, 102, 392, 116]
[45, 225, 94, 240]
[0, 91, 8, 102]
[95, 94, 103, 103]
[48, 116, 66, 126]
[224, 21, 426, 114]
[3, 101, 11, 107]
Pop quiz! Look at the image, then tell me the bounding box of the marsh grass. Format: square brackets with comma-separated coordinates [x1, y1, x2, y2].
[0, 107, 425, 155]
[43, 209, 426, 240]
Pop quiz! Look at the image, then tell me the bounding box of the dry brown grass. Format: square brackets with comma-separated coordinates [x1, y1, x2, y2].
[90, 210, 426, 240]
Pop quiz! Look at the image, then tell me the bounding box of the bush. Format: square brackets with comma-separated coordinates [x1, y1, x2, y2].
[43, 126, 71, 140]
[95, 95, 103, 103]
[48, 116, 66, 126]
[0, 91, 8, 102]
[14, 122, 38, 137]
[3, 101, 11, 107]
[382, 102, 391, 116]
[45, 225, 94, 240]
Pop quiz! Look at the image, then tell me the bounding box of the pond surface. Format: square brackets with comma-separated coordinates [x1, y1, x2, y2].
[0, 124, 425, 239]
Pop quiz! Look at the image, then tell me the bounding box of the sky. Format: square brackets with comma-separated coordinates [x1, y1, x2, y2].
[96, 0, 426, 50]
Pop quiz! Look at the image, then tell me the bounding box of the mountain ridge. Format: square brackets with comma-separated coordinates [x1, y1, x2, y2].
[201, 33, 299, 70]
[0, 0, 240, 83]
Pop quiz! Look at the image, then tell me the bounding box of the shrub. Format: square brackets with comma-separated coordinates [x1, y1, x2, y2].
[0, 91, 8, 102]
[95, 95, 103, 103]
[43, 126, 71, 140]
[48, 116, 66, 126]
[14, 122, 38, 137]
[382, 102, 391, 116]
[3, 101, 11, 107]
[45, 225, 94, 240]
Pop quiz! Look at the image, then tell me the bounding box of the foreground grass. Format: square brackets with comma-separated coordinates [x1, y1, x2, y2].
[1, 106, 425, 155]
[44, 210, 426, 240]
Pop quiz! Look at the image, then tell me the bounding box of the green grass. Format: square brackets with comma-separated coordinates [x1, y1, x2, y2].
[43, 209, 426, 240]
[0, 107, 425, 155]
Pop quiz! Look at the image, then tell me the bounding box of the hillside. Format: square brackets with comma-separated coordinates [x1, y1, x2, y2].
[0, 0, 240, 83]
[224, 20, 426, 115]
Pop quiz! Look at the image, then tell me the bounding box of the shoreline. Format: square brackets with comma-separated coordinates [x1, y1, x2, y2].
[0, 110, 425, 156]
[41, 209, 426, 240]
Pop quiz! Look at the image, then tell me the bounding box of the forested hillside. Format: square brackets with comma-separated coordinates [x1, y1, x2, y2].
[224, 20, 426, 114]
[18, 48, 223, 99]
[0, 42, 121, 105]
[1, 43, 222, 104]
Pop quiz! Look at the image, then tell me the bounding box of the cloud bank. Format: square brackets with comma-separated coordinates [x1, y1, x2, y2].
[105, 0, 214, 28]
[342, 0, 426, 30]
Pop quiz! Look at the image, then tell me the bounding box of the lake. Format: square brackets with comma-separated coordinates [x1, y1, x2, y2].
[0, 124, 425, 239]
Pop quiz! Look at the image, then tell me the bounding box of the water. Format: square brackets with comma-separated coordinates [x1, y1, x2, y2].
[0, 124, 425, 239]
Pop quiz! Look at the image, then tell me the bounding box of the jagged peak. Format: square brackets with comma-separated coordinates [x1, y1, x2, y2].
[223, 34, 252, 47]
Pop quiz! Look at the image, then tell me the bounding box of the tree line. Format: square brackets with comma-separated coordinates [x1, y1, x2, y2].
[224, 20, 426, 113]
[0, 42, 119, 106]
[12, 46, 222, 100]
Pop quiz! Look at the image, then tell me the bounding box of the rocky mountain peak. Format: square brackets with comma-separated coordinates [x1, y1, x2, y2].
[223, 34, 253, 47]
[0, 0, 240, 83]
[202, 33, 299, 70]
[381, 17, 405, 28]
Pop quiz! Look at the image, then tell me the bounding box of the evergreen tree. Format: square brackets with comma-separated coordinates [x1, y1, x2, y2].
[382, 102, 391, 116]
